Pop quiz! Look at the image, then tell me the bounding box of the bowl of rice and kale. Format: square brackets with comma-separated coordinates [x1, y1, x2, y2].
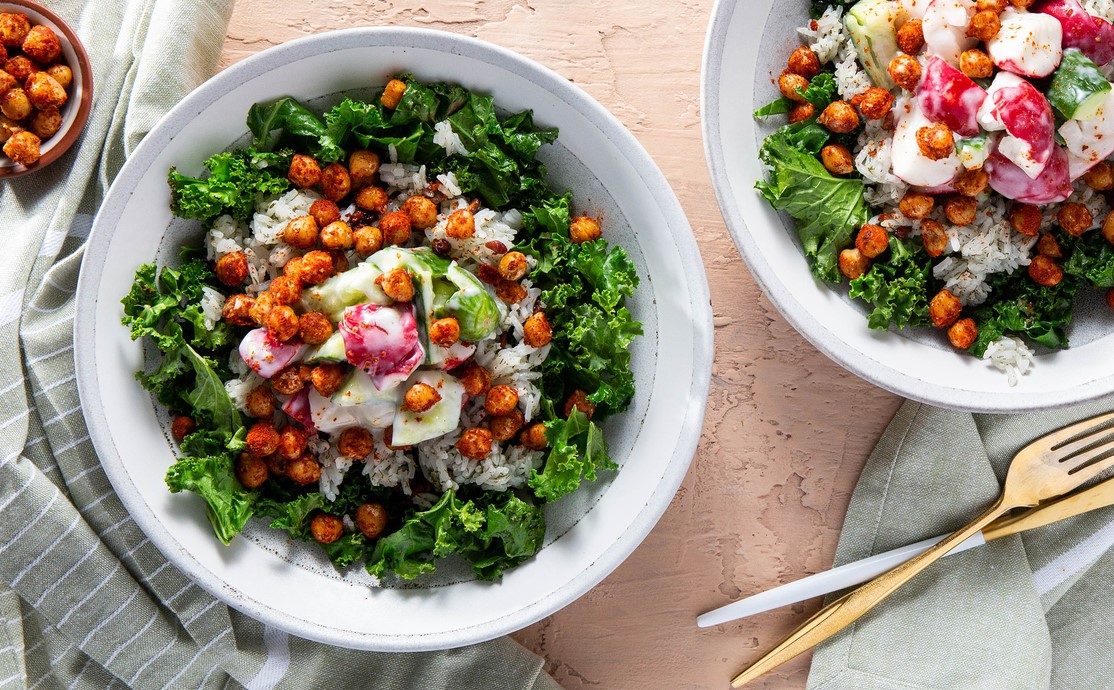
[704, 0, 1114, 410]
[76, 29, 710, 651]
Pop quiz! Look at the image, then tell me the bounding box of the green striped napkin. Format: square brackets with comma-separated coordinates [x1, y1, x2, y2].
[0, 1, 558, 687]
[809, 400, 1114, 689]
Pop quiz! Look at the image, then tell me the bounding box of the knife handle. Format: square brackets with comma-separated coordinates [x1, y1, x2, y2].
[697, 531, 986, 628]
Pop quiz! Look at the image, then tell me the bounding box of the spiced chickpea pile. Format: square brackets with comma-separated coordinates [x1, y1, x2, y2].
[0, 13, 73, 166]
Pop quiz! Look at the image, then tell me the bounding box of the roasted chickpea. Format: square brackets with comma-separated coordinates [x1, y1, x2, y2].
[838, 247, 870, 280]
[355, 503, 389, 539]
[445, 208, 476, 239]
[569, 215, 602, 243]
[944, 196, 977, 226]
[899, 193, 935, 219]
[306, 199, 340, 229]
[287, 453, 322, 485]
[889, 54, 923, 91]
[921, 219, 949, 258]
[248, 291, 275, 327]
[855, 224, 889, 259]
[270, 365, 305, 395]
[266, 275, 300, 306]
[959, 49, 994, 79]
[310, 513, 343, 544]
[476, 263, 501, 285]
[404, 383, 442, 413]
[376, 267, 414, 302]
[381, 78, 407, 109]
[897, 19, 925, 54]
[457, 427, 493, 460]
[215, 251, 249, 286]
[263, 453, 287, 477]
[1009, 204, 1042, 237]
[246, 421, 281, 457]
[235, 453, 269, 489]
[310, 363, 345, 397]
[820, 144, 855, 175]
[29, 106, 60, 138]
[484, 385, 519, 416]
[354, 225, 384, 256]
[929, 289, 963, 328]
[0, 87, 30, 120]
[0, 112, 20, 143]
[170, 415, 196, 441]
[1038, 232, 1064, 257]
[520, 423, 548, 450]
[787, 46, 821, 78]
[1029, 254, 1063, 287]
[379, 211, 412, 246]
[429, 317, 461, 347]
[288, 154, 322, 188]
[277, 426, 308, 461]
[495, 279, 527, 304]
[948, 318, 978, 350]
[266, 305, 299, 341]
[282, 257, 304, 283]
[355, 186, 389, 212]
[978, 0, 1008, 11]
[564, 389, 596, 419]
[1105, 213, 1114, 244]
[818, 101, 860, 134]
[348, 149, 380, 187]
[222, 293, 256, 326]
[496, 252, 528, 282]
[283, 215, 319, 249]
[523, 312, 553, 348]
[858, 87, 895, 120]
[3, 56, 35, 82]
[457, 362, 492, 396]
[298, 312, 333, 345]
[45, 64, 71, 90]
[1084, 162, 1114, 191]
[1058, 202, 1093, 237]
[916, 123, 954, 160]
[402, 195, 439, 229]
[339, 426, 375, 459]
[490, 409, 525, 442]
[320, 220, 354, 250]
[299, 250, 334, 284]
[0, 13, 29, 48]
[320, 163, 351, 202]
[967, 10, 1001, 40]
[954, 167, 990, 197]
[21, 25, 60, 64]
[245, 385, 275, 419]
[0, 69, 14, 96]
[778, 72, 809, 103]
[788, 101, 816, 124]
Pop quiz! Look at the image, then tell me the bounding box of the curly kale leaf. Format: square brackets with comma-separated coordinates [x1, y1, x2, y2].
[165, 454, 256, 545]
[848, 238, 932, 330]
[528, 406, 616, 503]
[168, 148, 291, 224]
[969, 273, 1079, 357]
[1062, 230, 1114, 288]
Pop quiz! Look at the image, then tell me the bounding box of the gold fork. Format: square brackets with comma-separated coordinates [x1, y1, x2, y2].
[732, 410, 1114, 687]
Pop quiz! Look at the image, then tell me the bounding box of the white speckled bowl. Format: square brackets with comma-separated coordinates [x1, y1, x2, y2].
[74, 28, 712, 651]
[704, 0, 1114, 412]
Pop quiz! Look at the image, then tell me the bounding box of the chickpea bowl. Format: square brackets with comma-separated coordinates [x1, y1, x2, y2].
[704, 0, 1114, 412]
[0, 0, 92, 178]
[74, 29, 711, 651]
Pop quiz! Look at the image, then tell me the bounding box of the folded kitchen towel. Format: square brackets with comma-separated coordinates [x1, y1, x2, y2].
[808, 399, 1114, 690]
[0, 1, 558, 688]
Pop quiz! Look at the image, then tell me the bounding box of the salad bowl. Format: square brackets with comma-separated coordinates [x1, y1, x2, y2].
[74, 28, 712, 651]
[704, 0, 1114, 412]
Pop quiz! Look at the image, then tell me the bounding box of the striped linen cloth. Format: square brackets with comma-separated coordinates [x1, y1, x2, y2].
[0, 1, 559, 688]
[809, 400, 1114, 690]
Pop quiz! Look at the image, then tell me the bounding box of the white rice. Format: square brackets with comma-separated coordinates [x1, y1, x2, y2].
[1084, 0, 1114, 23]
[417, 423, 544, 494]
[433, 120, 467, 157]
[798, 5, 847, 65]
[983, 336, 1035, 387]
[199, 287, 225, 330]
[224, 370, 263, 414]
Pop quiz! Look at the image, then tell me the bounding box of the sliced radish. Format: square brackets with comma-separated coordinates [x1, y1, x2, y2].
[239, 328, 303, 379]
[987, 144, 1073, 203]
[281, 389, 316, 433]
[891, 97, 964, 187]
[339, 302, 424, 392]
[918, 56, 988, 136]
[991, 77, 1055, 178]
[1038, 0, 1114, 66]
[923, 0, 978, 65]
[988, 7, 1064, 77]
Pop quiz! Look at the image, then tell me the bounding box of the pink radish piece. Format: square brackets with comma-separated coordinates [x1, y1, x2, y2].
[1060, 87, 1114, 178]
[918, 56, 987, 136]
[987, 144, 1073, 203]
[339, 302, 424, 391]
[239, 328, 303, 379]
[991, 77, 1055, 178]
[281, 389, 316, 433]
[988, 7, 1064, 77]
[890, 97, 964, 187]
[1039, 0, 1114, 66]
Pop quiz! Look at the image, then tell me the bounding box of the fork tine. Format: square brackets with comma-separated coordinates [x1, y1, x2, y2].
[1053, 428, 1114, 465]
[1042, 411, 1114, 452]
[1062, 438, 1114, 476]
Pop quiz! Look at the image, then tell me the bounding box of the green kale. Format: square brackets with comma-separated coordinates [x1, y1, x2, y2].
[1062, 230, 1114, 288]
[258, 492, 326, 541]
[322, 534, 368, 569]
[848, 238, 933, 330]
[754, 98, 793, 118]
[756, 123, 869, 282]
[969, 273, 1079, 357]
[165, 454, 256, 545]
[247, 97, 341, 162]
[798, 72, 837, 109]
[528, 406, 616, 503]
[168, 148, 291, 224]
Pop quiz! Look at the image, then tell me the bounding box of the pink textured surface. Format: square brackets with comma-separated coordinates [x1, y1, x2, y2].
[220, 2, 902, 687]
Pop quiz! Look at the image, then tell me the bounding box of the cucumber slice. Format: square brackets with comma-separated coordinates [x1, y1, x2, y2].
[331, 369, 400, 428]
[304, 331, 346, 364]
[1050, 48, 1112, 121]
[955, 134, 990, 170]
[390, 370, 466, 446]
[300, 262, 388, 321]
[442, 263, 500, 341]
[846, 0, 900, 89]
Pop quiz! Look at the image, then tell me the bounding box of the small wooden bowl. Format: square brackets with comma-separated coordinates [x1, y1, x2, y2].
[0, 0, 93, 179]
